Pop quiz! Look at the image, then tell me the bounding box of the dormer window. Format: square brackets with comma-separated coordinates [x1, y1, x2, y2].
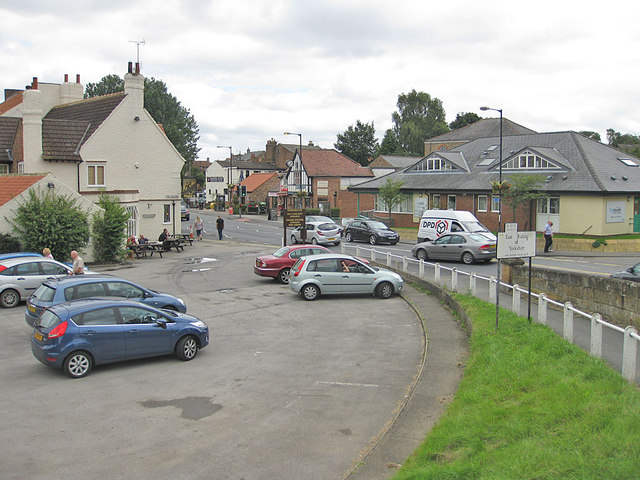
[411, 157, 455, 172]
[503, 150, 559, 170]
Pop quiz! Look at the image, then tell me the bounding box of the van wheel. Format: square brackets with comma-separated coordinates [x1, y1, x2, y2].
[462, 252, 475, 265]
[416, 249, 428, 261]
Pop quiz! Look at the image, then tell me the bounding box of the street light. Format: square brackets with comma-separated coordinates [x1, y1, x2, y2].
[284, 132, 303, 208]
[480, 106, 503, 328]
[217, 145, 233, 206]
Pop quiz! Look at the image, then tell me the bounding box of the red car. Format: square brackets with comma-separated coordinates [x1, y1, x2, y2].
[254, 245, 332, 284]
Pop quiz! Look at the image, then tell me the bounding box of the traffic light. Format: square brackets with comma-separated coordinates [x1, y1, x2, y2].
[240, 185, 247, 197]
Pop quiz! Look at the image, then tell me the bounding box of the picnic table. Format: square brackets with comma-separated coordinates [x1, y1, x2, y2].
[130, 242, 165, 258]
[163, 237, 186, 252]
[171, 233, 193, 246]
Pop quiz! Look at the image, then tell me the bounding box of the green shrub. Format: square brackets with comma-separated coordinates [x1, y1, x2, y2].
[0, 233, 22, 253]
[92, 194, 129, 263]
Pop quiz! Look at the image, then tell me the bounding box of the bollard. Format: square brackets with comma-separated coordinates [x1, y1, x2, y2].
[419, 259, 424, 278]
[622, 326, 638, 382]
[356, 245, 361, 257]
[538, 293, 547, 325]
[489, 276, 496, 304]
[371, 249, 376, 262]
[403, 256, 408, 273]
[434, 263, 441, 282]
[512, 284, 520, 315]
[451, 268, 458, 292]
[563, 302, 574, 342]
[340, 243, 345, 254]
[470, 272, 477, 296]
[386, 252, 391, 267]
[590, 313, 603, 358]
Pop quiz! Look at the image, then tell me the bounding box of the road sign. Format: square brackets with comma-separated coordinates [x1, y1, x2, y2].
[284, 209, 305, 228]
[497, 231, 536, 259]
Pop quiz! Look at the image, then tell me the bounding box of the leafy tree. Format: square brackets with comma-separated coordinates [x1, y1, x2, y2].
[503, 174, 548, 229]
[606, 128, 640, 148]
[449, 112, 481, 130]
[84, 75, 200, 165]
[9, 188, 90, 261]
[0, 233, 21, 253]
[91, 194, 130, 263]
[578, 131, 601, 142]
[334, 120, 380, 166]
[377, 178, 405, 225]
[391, 90, 449, 156]
[378, 128, 404, 155]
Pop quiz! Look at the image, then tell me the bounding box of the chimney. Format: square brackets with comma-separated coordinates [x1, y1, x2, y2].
[61, 73, 84, 104]
[265, 138, 277, 165]
[135, 62, 140, 74]
[76, 74, 80, 83]
[32, 77, 38, 90]
[128, 62, 133, 74]
[124, 62, 144, 107]
[64, 74, 69, 82]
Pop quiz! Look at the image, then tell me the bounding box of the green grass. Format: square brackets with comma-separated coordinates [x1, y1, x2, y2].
[393, 295, 640, 480]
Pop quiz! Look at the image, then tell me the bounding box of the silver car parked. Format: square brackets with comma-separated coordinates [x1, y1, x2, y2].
[288, 253, 403, 301]
[411, 232, 496, 264]
[290, 221, 341, 246]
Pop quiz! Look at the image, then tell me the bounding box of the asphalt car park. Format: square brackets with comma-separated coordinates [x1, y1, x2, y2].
[0, 240, 423, 479]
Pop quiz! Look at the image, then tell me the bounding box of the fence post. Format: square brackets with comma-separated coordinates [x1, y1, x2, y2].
[622, 326, 638, 382]
[470, 272, 477, 296]
[538, 293, 547, 325]
[371, 249, 376, 262]
[590, 313, 603, 358]
[340, 243, 345, 254]
[435, 263, 441, 283]
[356, 245, 361, 257]
[403, 256, 408, 272]
[419, 259, 424, 278]
[489, 276, 496, 304]
[451, 268, 458, 292]
[512, 284, 520, 315]
[563, 302, 574, 343]
[386, 252, 391, 267]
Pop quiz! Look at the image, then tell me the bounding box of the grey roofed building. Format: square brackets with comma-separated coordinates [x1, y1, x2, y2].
[368, 154, 422, 176]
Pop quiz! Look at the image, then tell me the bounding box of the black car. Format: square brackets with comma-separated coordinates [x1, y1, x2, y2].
[611, 262, 640, 282]
[344, 220, 399, 245]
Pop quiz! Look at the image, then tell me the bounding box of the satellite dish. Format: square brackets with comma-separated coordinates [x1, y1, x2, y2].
[286, 160, 294, 167]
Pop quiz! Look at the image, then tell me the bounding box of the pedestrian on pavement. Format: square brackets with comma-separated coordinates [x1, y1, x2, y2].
[543, 220, 554, 253]
[194, 216, 204, 241]
[216, 215, 224, 240]
[70, 250, 85, 275]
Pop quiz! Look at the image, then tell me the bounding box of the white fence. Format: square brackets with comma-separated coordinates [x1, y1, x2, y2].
[342, 244, 640, 383]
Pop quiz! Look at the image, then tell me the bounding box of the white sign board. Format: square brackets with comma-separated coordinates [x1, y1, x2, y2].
[497, 231, 536, 259]
[606, 201, 625, 223]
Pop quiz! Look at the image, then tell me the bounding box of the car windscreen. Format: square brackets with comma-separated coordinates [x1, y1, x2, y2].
[31, 284, 56, 302]
[462, 221, 489, 233]
[35, 309, 62, 328]
[367, 221, 388, 230]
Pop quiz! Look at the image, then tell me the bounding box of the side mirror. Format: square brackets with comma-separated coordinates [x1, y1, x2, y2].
[155, 319, 167, 329]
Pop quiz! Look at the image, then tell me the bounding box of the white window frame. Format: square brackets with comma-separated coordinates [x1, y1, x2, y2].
[87, 164, 105, 187]
[477, 195, 488, 212]
[447, 195, 456, 210]
[163, 204, 171, 224]
[374, 194, 413, 213]
[491, 195, 500, 212]
[0, 164, 8, 175]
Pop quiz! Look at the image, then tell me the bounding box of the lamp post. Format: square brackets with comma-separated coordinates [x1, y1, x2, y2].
[217, 145, 233, 209]
[284, 132, 303, 209]
[480, 106, 503, 328]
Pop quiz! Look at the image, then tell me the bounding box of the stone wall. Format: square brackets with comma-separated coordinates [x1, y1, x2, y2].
[509, 263, 640, 328]
[537, 237, 640, 253]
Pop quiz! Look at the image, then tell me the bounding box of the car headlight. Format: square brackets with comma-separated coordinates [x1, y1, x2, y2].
[190, 320, 206, 328]
[177, 298, 185, 306]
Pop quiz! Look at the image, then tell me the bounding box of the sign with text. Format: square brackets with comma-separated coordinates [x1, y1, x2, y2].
[284, 209, 305, 228]
[497, 231, 536, 259]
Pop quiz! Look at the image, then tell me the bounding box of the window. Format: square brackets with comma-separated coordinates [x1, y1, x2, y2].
[0, 165, 8, 174]
[503, 151, 559, 170]
[432, 194, 441, 209]
[163, 204, 171, 224]
[447, 195, 456, 210]
[478, 195, 488, 212]
[118, 306, 163, 324]
[537, 197, 560, 214]
[106, 282, 144, 299]
[87, 164, 105, 187]
[68, 282, 107, 300]
[40, 262, 69, 275]
[18, 162, 24, 173]
[126, 206, 139, 238]
[491, 195, 500, 212]
[74, 307, 118, 326]
[410, 156, 454, 172]
[374, 194, 413, 213]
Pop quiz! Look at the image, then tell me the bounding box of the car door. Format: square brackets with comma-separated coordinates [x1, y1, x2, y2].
[339, 259, 376, 294]
[430, 235, 454, 260]
[117, 305, 173, 358]
[3, 261, 46, 299]
[306, 258, 342, 294]
[72, 307, 125, 363]
[447, 234, 467, 260]
[351, 221, 365, 241]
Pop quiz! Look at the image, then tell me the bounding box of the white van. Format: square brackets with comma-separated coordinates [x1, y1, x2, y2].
[417, 210, 495, 243]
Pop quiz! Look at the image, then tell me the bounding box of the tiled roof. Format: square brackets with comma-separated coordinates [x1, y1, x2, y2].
[369, 155, 422, 169]
[0, 174, 46, 207]
[217, 158, 278, 170]
[301, 149, 374, 178]
[240, 172, 278, 192]
[0, 117, 20, 163]
[0, 90, 23, 116]
[426, 118, 537, 143]
[43, 93, 126, 161]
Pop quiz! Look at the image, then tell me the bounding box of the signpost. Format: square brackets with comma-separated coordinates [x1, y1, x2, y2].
[284, 209, 305, 246]
[497, 223, 536, 322]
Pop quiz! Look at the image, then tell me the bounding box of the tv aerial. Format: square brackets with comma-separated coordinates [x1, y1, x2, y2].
[128, 39, 146, 65]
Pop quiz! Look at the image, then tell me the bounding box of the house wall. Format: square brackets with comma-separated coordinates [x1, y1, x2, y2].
[560, 195, 633, 236]
[205, 162, 227, 203]
[249, 176, 280, 205]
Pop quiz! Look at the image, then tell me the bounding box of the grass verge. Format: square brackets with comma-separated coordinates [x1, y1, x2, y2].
[393, 294, 640, 480]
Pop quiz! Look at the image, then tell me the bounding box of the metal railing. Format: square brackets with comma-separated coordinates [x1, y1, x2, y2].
[342, 243, 640, 383]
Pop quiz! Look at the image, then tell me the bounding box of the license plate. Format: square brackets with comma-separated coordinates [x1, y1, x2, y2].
[327, 237, 335, 241]
[28, 304, 36, 313]
[34, 331, 43, 341]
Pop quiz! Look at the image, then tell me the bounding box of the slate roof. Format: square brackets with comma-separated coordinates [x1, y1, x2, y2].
[216, 158, 278, 171]
[0, 174, 46, 207]
[426, 118, 537, 143]
[42, 93, 126, 162]
[369, 155, 422, 169]
[301, 149, 373, 178]
[0, 117, 20, 163]
[350, 131, 640, 194]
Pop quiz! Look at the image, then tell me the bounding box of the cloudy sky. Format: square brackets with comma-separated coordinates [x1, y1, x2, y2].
[1, 0, 639, 161]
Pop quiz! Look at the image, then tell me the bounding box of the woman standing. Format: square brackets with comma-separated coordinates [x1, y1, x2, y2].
[194, 216, 204, 241]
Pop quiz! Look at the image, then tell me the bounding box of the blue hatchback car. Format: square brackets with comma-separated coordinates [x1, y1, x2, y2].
[31, 298, 209, 378]
[25, 275, 186, 326]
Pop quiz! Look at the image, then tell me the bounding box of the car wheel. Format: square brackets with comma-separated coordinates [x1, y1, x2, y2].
[278, 268, 291, 284]
[301, 284, 320, 301]
[416, 249, 428, 261]
[390, 240, 398, 245]
[334, 241, 341, 246]
[0, 288, 20, 308]
[311, 237, 318, 244]
[176, 335, 199, 361]
[369, 235, 377, 245]
[462, 251, 475, 265]
[290, 234, 298, 245]
[64, 351, 92, 378]
[376, 281, 394, 299]
[345, 232, 353, 242]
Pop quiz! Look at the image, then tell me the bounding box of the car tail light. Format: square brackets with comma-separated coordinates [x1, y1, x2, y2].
[479, 244, 492, 251]
[0, 265, 6, 273]
[48, 320, 68, 339]
[292, 259, 306, 277]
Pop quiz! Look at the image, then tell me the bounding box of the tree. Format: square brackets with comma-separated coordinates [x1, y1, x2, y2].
[606, 128, 640, 157]
[334, 120, 380, 166]
[502, 174, 548, 229]
[391, 90, 449, 156]
[91, 194, 130, 263]
[449, 112, 481, 130]
[9, 188, 90, 261]
[578, 131, 601, 142]
[378, 128, 403, 155]
[84, 75, 200, 165]
[377, 178, 405, 225]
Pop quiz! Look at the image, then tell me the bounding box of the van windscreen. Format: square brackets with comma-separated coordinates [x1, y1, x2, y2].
[462, 221, 489, 233]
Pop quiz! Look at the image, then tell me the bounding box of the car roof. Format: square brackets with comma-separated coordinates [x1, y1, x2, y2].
[299, 253, 358, 261]
[0, 256, 68, 267]
[49, 297, 159, 315]
[0, 252, 43, 260]
[40, 273, 120, 288]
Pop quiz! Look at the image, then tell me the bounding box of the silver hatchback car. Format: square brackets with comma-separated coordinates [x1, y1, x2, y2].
[290, 221, 341, 246]
[288, 253, 403, 301]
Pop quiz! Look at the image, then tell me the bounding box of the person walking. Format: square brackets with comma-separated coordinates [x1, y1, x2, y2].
[543, 220, 554, 253]
[70, 250, 85, 275]
[194, 216, 204, 241]
[216, 215, 224, 240]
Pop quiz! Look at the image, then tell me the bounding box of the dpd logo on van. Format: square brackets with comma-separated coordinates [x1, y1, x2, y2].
[435, 220, 449, 236]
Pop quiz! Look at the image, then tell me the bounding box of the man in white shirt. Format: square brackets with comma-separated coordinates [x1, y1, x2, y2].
[70, 250, 85, 275]
[543, 221, 553, 253]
